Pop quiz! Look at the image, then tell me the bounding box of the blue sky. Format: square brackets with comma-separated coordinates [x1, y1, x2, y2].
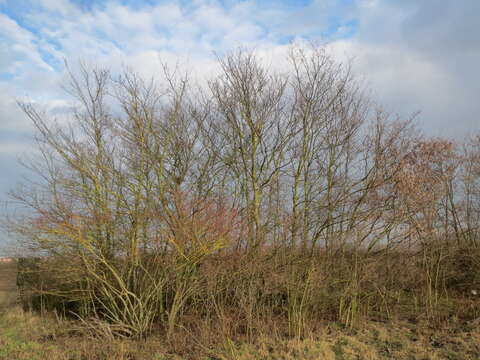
[1, 0, 480, 250]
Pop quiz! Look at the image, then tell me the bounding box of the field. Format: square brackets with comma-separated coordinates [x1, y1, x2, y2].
[1, 262, 479, 360]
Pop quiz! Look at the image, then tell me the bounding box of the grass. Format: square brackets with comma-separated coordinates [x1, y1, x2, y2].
[0, 260, 17, 307]
[1, 262, 480, 359]
[1, 308, 479, 359]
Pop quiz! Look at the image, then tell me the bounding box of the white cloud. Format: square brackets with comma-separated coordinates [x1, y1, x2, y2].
[323, 0, 480, 138]
[1, 0, 478, 136]
[0, 14, 53, 73]
[0, 0, 322, 164]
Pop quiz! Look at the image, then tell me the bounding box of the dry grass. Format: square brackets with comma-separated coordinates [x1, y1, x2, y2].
[0, 261, 17, 307]
[2, 259, 480, 360]
[1, 305, 480, 359]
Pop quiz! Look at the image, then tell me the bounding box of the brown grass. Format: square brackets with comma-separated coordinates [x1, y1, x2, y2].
[3, 259, 480, 359]
[0, 261, 17, 308]
[1, 305, 480, 359]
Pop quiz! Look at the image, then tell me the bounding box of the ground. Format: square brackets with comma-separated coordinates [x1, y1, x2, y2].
[1, 262, 480, 360]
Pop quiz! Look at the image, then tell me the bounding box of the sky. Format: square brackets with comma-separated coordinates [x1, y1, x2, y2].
[0, 0, 479, 249]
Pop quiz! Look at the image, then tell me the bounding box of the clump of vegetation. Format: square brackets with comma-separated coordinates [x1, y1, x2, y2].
[1, 302, 479, 359]
[2, 44, 480, 356]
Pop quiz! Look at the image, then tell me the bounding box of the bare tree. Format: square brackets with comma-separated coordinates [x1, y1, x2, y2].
[5, 45, 479, 341]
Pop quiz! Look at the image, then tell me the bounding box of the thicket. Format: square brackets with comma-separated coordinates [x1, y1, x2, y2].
[5, 45, 480, 342]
